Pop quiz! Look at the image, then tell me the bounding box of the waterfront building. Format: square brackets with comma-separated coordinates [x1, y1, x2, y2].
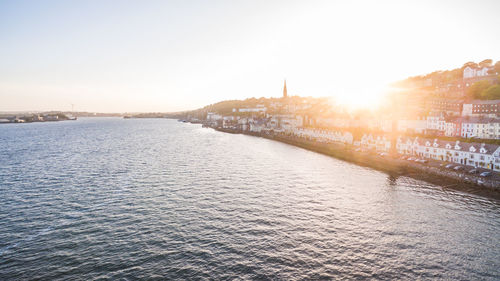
[222, 116, 238, 129]
[360, 134, 391, 152]
[293, 127, 353, 145]
[237, 117, 249, 131]
[460, 117, 500, 139]
[444, 119, 461, 137]
[206, 112, 223, 127]
[207, 112, 222, 121]
[248, 118, 267, 133]
[280, 115, 303, 132]
[268, 116, 280, 128]
[426, 114, 446, 134]
[396, 137, 500, 171]
[263, 114, 302, 132]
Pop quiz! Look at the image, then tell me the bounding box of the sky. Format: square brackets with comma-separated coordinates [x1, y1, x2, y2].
[1, 0, 499, 113]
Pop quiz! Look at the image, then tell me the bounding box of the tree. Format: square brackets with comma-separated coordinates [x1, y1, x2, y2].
[462, 61, 478, 69]
[478, 59, 493, 68]
[482, 85, 500, 100]
[466, 80, 491, 99]
[489, 61, 500, 75]
[449, 68, 462, 80]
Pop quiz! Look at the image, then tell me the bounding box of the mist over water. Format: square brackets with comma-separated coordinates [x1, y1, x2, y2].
[0, 118, 499, 280]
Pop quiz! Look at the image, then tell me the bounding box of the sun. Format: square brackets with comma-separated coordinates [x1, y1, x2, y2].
[333, 82, 390, 111]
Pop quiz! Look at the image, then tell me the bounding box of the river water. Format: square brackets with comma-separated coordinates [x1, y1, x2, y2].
[0, 118, 499, 280]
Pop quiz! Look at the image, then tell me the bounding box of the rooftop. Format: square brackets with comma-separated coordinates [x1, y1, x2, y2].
[466, 100, 500, 105]
[399, 136, 499, 154]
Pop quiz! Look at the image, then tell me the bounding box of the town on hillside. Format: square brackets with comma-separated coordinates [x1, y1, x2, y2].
[177, 60, 500, 177]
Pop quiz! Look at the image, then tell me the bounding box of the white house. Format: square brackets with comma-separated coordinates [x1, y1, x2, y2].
[206, 112, 222, 121]
[461, 118, 500, 139]
[238, 117, 249, 131]
[280, 116, 303, 132]
[249, 118, 267, 133]
[293, 127, 353, 145]
[236, 104, 267, 113]
[463, 66, 491, 79]
[426, 115, 446, 133]
[360, 134, 391, 152]
[397, 136, 500, 171]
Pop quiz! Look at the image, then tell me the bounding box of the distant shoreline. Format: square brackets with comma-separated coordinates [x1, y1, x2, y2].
[0, 119, 76, 124]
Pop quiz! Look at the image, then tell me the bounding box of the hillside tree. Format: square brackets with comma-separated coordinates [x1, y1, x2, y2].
[482, 85, 500, 100]
[466, 80, 491, 99]
[478, 59, 493, 68]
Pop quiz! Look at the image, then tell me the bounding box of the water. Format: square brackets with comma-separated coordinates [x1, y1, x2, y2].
[0, 118, 499, 280]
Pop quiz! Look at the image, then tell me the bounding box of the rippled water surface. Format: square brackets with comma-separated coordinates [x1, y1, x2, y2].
[1, 118, 499, 280]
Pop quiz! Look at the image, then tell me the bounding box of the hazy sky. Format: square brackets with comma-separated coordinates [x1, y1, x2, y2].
[1, 0, 499, 112]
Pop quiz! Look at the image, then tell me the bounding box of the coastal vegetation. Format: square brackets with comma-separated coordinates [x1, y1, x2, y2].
[395, 59, 500, 100]
[467, 81, 500, 100]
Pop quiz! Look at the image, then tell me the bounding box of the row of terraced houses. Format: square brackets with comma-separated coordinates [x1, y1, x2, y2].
[397, 137, 500, 171]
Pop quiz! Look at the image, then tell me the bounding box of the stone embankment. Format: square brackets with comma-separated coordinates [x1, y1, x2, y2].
[213, 127, 500, 191]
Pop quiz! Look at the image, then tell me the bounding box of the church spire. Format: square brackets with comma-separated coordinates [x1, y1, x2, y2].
[283, 79, 287, 98]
